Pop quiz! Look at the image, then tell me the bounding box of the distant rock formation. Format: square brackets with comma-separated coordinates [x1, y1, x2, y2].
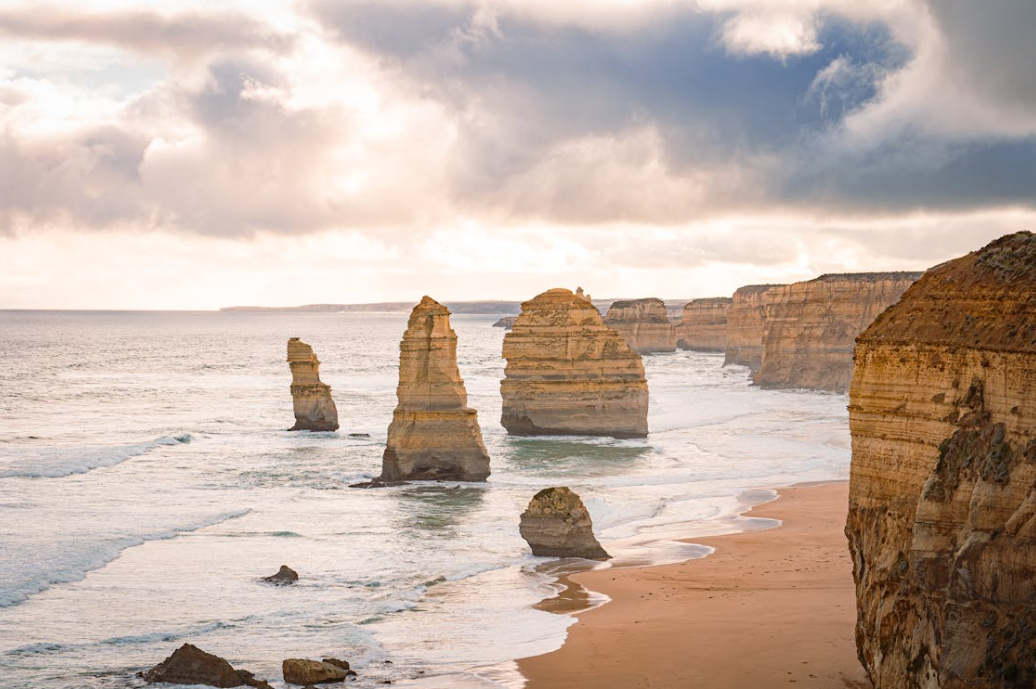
[501, 288, 648, 438]
[846, 232, 1036, 688]
[492, 316, 518, 329]
[260, 565, 298, 586]
[724, 284, 783, 372]
[379, 297, 490, 482]
[676, 297, 732, 352]
[282, 658, 350, 685]
[141, 644, 272, 688]
[287, 338, 339, 432]
[519, 487, 610, 559]
[603, 298, 677, 353]
[753, 272, 921, 392]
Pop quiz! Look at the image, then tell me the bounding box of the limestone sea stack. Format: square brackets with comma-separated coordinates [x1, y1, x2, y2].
[676, 297, 732, 352]
[379, 297, 490, 482]
[724, 284, 783, 371]
[753, 272, 921, 392]
[603, 298, 677, 353]
[846, 232, 1036, 688]
[287, 338, 339, 432]
[501, 288, 648, 438]
[519, 487, 610, 559]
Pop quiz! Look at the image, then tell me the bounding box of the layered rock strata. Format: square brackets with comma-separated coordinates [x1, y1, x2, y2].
[676, 297, 732, 352]
[287, 338, 339, 432]
[603, 298, 677, 353]
[846, 232, 1036, 688]
[501, 288, 648, 438]
[519, 487, 610, 559]
[379, 297, 490, 482]
[754, 272, 921, 392]
[724, 284, 783, 371]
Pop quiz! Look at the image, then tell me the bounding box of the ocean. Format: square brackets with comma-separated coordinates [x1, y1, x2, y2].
[0, 310, 851, 688]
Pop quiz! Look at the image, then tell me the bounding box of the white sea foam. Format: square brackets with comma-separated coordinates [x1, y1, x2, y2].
[0, 434, 192, 479]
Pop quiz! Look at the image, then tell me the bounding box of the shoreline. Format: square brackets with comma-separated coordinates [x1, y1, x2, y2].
[516, 481, 869, 688]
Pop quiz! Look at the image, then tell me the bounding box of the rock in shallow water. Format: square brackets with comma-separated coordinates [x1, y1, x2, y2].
[519, 487, 610, 559]
[287, 338, 339, 432]
[282, 658, 349, 685]
[141, 643, 272, 688]
[261, 564, 298, 585]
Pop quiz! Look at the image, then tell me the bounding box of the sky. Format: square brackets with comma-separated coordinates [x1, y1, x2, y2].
[0, 0, 1033, 309]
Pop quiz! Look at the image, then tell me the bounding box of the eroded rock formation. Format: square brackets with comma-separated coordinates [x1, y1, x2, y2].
[676, 297, 732, 352]
[753, 272, 921, 392]
[282, 658, 349, 685]
[493, 316, 518, 329]
[724, 284, 783, 371]
[603, 298, 677, 353]
[141, 644, 271, 688]
[261, 565, 298, 585]
[287, 338, 339, 432]
[846, 232, 1036, 688]
[501, 288, 648, 438]
[519, 487, 610, 559]
[379, 297, 490, 482]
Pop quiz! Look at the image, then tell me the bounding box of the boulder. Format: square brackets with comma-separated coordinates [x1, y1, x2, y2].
[282, 658, 349, 685]
[519, 487, 610, 559]
[287, 338, 339, 432]
[261, 565, 298, 585]
[141, 643, 271, 688]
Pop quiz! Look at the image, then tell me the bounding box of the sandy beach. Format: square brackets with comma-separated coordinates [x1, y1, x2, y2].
[518, 482, 869, 688]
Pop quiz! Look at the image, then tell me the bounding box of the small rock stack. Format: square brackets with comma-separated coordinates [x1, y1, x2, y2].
[287, 338, 339, 432]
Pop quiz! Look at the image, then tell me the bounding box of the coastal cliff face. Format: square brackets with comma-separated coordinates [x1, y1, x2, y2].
[676, 297, 732, 352]
[753, 273, 921, 392]
[287, 338, 339, 432]
[501, 288, 648, 438]
[724, 285, 783, 371]
[380, 297, 490, 482]
[846, 232, 1036, 688]
[603, 298, 677, 353]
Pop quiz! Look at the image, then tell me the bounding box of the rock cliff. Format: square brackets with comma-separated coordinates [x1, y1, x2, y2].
[287, 338, 339, 432]
[753, 272, 921, 392]
[380, 297, 491, 482]
[846, 232, 1036, 688]
[519, 487, 610, 559]
[603, 298, 677, 353]
[724, 284, 783, 371]
[501, 288, 648, 438]
[676, 297, 732, 352]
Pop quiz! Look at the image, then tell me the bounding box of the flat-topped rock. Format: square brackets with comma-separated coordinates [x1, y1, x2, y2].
[501, 288, 648, 438]
[379, 297, 490, 482]
[724, 284, 783, 372]
[603, 298, 676, 353]
[287, 338, 339, 432]
[676, 297, 732, 352]
[519, 487, 610, 559]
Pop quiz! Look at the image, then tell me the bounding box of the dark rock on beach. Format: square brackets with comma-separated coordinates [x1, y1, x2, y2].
[140, 643, 272, 688]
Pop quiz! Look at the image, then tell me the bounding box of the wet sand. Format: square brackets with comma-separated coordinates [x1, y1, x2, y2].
[517, 482, 870, 688]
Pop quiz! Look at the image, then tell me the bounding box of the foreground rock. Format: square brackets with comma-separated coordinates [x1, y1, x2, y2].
[519, 487, 610, 559]
[501, 288, 648, 438]
[753, 272, 921, 392]
[676, 297, 732, 352]
[603, 298, 676, 353]
[379, 297, 490, 482]
[260, 565, 298, 585]
[846, 231, 1036, 688]
[141, 643, 272, 688]
[287, 338, 339, 432]
[282, 658, 350, 685]
[723, 284, 783, 372]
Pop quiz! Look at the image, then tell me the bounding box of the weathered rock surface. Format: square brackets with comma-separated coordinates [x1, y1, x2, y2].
[492, 316, 518, 329]
[603, 298, 677, 353]
[519, 487, 610, 559]
[287, 338, 339, 432]
[501, 288, 648, 438]
[282, 658, 348, 685]
[141, 644, 272, 688]
[379, 297, 490, 482]
[261, 565, 298, 585]
[753, 272, 921, 392]
[724, 284, 783, 372]
[676, 297, 732, 352]
[846, 232, 1036, 688]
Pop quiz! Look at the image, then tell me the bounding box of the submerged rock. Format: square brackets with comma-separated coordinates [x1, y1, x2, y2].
[603, 298, 677, 353]
[519, 487, 610, 559]
[676, 297, 732, 352]
[846, 232, 1036, 688]
[261, 565, 298, 585]
[379, 297, 490, 482]
[282, 658, 349, 685]
[287, 338, 339, 432]
[141, 643, 271, 688]
[501, 288, 648, 438]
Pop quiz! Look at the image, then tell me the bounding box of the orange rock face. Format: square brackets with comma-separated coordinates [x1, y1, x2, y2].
[753, 273, 921, 392]
[603, 298, 676, 353]
[287, 338, 339, 432]
[501, 288, 648, 438]
[676, 297, 732, 352]
[846, 232, 1036, 688]
[724, 284, 783, 371]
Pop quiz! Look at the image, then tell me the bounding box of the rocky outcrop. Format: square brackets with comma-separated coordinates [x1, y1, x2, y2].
[676, 297, 732, 352]
[493, 316, 518, 329]
[753, 272, 921, 392]
[519, 487, 610, 559]
[379, 297, 490, 482]
[846, 232, 1036, 688]
[141, 644, 272, 688]
[501, 288, 648, 438]
[724, 284, 783, 371]
[287, 338, 339, 432]
[603, 298, 677, 353]
[282, 659, 349, 685]
[261, 565, 298, 585]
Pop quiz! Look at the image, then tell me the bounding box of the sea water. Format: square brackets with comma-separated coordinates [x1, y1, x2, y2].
[0, 310, 851, 688]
